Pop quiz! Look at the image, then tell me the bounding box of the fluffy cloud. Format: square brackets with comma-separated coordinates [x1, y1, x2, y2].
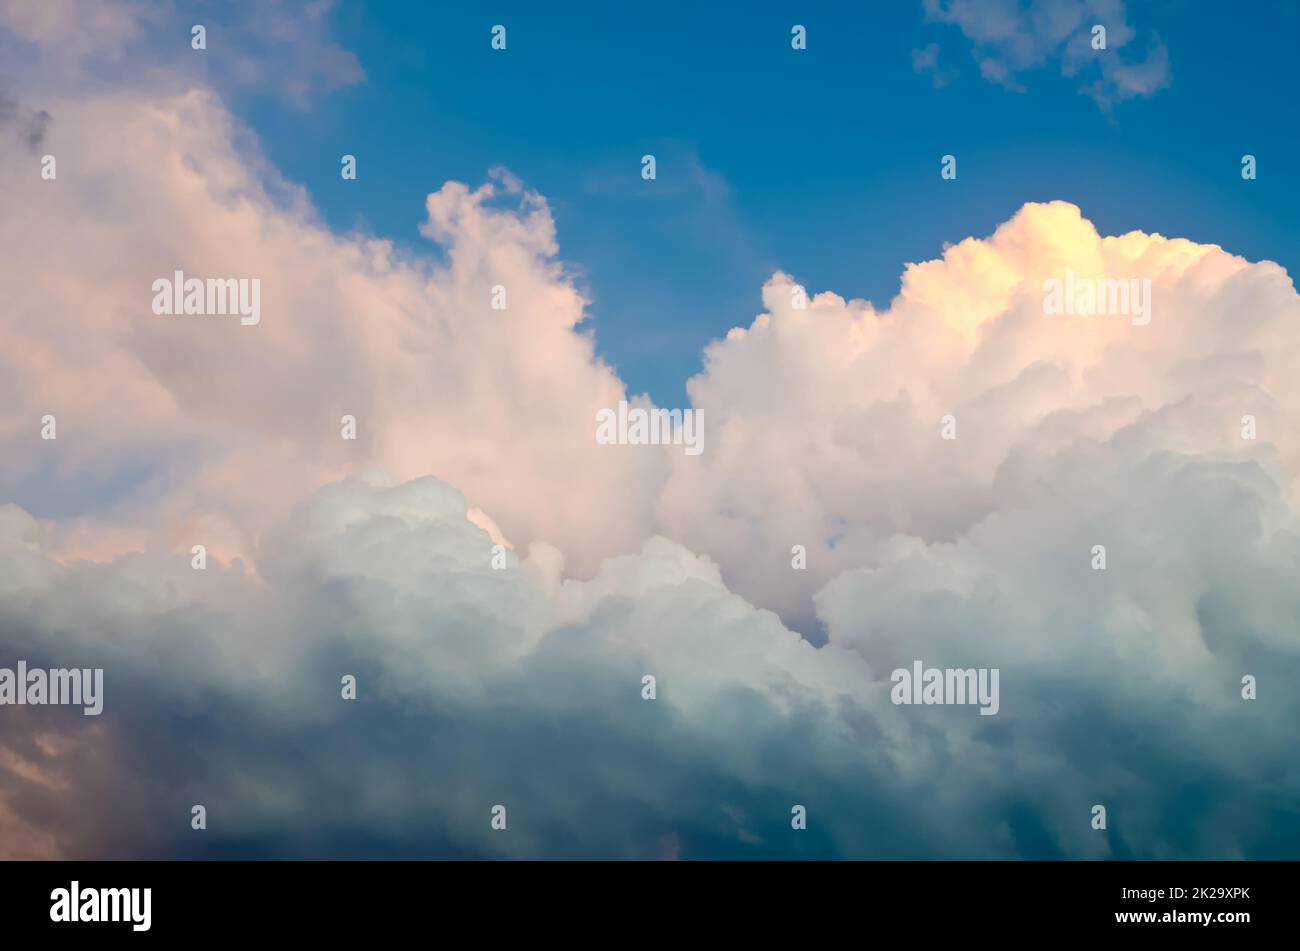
[0, 476, 887, 859]
[660, 201, 1300, 634]
[5, 33, 1293, 632]
[2, 3, 1299, 860]
[0, 83, 661, 574]
[2, 463, 1297, 859]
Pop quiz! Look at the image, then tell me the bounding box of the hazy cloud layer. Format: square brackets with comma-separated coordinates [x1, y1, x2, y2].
[0, 0, 361, 106]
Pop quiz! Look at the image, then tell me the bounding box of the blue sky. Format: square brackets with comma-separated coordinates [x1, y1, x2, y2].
[231, 0, 1300, 407]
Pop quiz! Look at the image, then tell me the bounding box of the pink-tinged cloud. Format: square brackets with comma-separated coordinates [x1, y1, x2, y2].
[2, 13, 1299, 860]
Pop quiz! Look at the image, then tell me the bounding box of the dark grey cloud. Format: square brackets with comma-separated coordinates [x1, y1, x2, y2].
[1, 462, 1297, 860]
[25, 109, 50, 149]
[0, 89, 50, 150]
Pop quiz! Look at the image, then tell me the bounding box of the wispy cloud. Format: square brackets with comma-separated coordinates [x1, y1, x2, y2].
[921, 0, 1171, 109]
[912, 42, 958, 88]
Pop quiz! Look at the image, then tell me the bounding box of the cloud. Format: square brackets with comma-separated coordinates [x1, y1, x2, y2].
[2, 4, 1299, 860]
[217, 0, 365, 108]
[2, 460, 1297, 859]
[922, 0, 1171, 108]
[0, 0, 362, 108]
[0, 476, 885, 859]
[0, 86, 656, 574]
[0, 0, 145, 69]
[0, 88, 52, 150]
[912, 42, 957, 88]
[656, 202, 1300, 638]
